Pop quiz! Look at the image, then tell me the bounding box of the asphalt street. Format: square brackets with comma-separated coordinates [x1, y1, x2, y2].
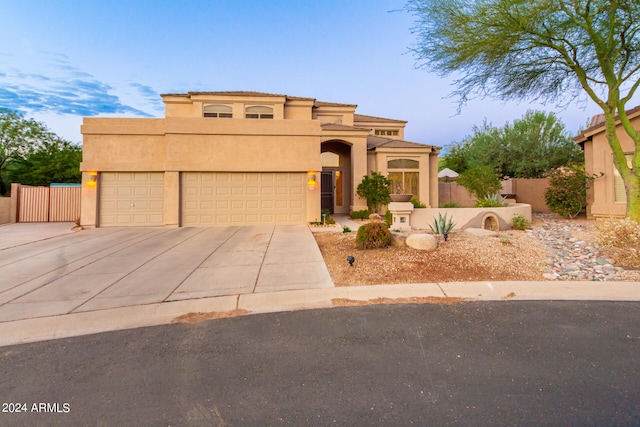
[2, 301, 640, 426]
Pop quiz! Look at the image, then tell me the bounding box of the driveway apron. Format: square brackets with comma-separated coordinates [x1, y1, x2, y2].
[0, 224, 333, 322]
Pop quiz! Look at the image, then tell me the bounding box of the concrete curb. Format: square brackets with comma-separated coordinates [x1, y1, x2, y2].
[1, 281, 639, 347]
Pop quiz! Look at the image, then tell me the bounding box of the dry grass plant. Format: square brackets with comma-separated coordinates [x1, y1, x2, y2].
[597, 217, 640, 267]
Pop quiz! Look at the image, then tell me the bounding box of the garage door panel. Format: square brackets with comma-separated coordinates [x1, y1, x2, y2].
[182, 172, 306, 226]
[100, 172, 164, 227]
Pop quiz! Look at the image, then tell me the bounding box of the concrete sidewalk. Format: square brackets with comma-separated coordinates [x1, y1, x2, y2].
[1, 280, 640, 347]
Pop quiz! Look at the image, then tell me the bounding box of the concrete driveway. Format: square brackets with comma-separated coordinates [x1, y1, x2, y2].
[0, 224, 333, 322]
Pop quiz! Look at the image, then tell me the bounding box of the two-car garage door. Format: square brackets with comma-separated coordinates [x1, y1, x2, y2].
[181, 172, 306, 226]
[99, 172, 306, 226]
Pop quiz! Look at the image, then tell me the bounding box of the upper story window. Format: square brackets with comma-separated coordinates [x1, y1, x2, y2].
[375, 129, 399, 136]
[204, 104, 232, 118]
[245, 105, 274, 119]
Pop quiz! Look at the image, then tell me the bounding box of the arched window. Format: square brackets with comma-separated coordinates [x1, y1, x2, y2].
[245, 105, 274, 119]
[203, 104, 232, 118]
[321, 152, 341, 167]
[388, 159, 419, 169]
[388, 158, 419, 195]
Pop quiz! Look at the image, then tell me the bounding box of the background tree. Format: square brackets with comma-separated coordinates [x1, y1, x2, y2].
[441, 111, 584, 178]
[406, 0, 640, 221]
[7, 138, 82, 186]
[456, 164, 503, 201]
[0, 109, 53, 194]
[0, 109, 80, 192]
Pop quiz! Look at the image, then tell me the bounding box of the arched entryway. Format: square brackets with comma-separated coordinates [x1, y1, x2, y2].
[321, 141, 352, 214]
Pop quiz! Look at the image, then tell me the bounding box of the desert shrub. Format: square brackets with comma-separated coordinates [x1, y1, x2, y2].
[429, 213, 455, 235]
[350, 209, 370, 220]
[342, 226, 351, 233]
[545, 164, 599, 219]
[384, 210, 392, 227]
[355, 221, 392, 249]
[597, 218, 640, 267]
[410, 198, 427, 208]
[511, 214, 529, 230]
[325, 215, 336, 225]
[475, 193, 506, 208]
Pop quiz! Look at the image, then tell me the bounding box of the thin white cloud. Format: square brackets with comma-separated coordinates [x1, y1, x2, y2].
[0, 50, 157, 117]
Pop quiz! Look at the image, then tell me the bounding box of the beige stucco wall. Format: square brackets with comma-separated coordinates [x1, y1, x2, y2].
[164, 118, 321, 171]
[581, 114, 638, 218]
[0, 197, 11, 224]
[409, 204, 532, 231]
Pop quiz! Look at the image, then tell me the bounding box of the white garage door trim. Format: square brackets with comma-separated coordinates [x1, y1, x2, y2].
[182, 172, 306, 226]
[99, 172, 164, 226]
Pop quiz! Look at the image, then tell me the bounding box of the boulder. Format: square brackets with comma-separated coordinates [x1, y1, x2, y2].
[391, 231, 409, 247]
[406, 233, 438, 250]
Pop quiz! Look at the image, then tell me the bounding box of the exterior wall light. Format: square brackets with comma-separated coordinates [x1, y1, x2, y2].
[307, 172, 317, 190]
[87, 171, 98, 187]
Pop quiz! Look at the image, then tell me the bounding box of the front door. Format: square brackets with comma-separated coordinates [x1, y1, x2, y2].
[321, 171, 333, 213]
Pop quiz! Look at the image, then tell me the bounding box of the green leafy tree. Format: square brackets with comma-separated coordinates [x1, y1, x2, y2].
[7, 138, 82, 186]
[456, 164, 503, 200]
[356, 171, 391, 213]
[0, 109, 54, 194]
[442, 111, 584, 178]
[406, 0, 640, 221]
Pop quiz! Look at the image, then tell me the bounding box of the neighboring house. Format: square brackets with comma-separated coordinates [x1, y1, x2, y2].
[80, 91, 440, 227]
[574, 106, 639, 218]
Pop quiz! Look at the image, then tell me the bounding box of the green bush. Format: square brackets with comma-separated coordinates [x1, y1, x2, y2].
[350, 209, 370, 220]
[355, 221, 392, 249]
[384, 210, 392, 227]
[545, 164, 598, 219]
[410, 198, 427, 208]
[474, 193, 506, 208]
[511, 214, 529, 230]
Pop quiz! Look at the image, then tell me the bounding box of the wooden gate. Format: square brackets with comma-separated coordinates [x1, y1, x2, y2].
[17, 185, 81, 222]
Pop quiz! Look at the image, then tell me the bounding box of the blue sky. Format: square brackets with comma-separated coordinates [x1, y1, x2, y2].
[0, 0, 613, 150]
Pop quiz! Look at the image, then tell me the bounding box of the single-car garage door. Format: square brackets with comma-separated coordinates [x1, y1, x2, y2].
[182, 172, 306, 226]
[99, 172, 164, 226]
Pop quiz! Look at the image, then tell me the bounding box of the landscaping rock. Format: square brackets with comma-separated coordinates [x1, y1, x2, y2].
[465, 228, 499, 237]
[528, 213, 626, 281]
[390, 231, 408, 247]
[406, 233, 438, 250]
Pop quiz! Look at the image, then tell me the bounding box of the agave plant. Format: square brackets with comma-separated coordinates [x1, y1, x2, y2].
[429, 213, 455, 240]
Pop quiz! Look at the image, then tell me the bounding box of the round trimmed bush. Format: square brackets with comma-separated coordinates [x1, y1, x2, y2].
[355, 221, 392, 249]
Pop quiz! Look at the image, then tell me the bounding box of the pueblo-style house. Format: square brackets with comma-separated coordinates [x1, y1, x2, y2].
[574, 106, 639, 218]
[80, 91, 440, 227]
